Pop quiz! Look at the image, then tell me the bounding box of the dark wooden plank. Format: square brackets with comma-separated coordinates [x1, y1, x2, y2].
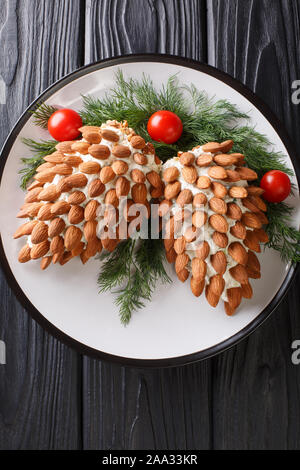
[83, 0, 211, 450]
[207, 0, 300, 450]
[0, 0, 85, 449]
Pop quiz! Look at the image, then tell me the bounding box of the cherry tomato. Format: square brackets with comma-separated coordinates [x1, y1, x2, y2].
[260, 170, 291, 203]
[48, 108, 82, 141]
[147, 110, 183, 144]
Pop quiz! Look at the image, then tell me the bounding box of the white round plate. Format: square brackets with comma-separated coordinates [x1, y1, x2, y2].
[0, 55, 299, 366]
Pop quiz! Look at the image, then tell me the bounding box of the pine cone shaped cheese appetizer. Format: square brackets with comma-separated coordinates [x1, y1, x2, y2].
[161, 140, 269, 316]
[14, 120, 162, 268]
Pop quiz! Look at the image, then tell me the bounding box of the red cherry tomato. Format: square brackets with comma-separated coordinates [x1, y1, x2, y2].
[147, 110, 183, 144]
[48, 108, 82, 141]
[260, 170, 291, 203]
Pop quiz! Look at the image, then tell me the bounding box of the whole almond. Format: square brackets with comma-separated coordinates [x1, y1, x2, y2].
[209, 197, 227, 215]
[63, 173, 88, 189]
[84, 200, 100, 221]
[151, 186, 164, 199]
[52, 252, 63, 264]
[82, 130, 101, 144]
[205, 284, 220, 308]
[37, 185, 60, 202]
[241, 212, 262, 229]
[27, 181, 43, 191]
[254, 228, 269, 243]
[72, 241, 85, 257]
[229, 264, 248, 284]
[51, 201, 71, 216]
[219, 140, 234, 153]
[237, 167, 258, 181]
[227, 287, 242, 309]
[227, 202, 242, 220]
[71, 141, 90, 154]
[44, 152, 64, 164]
[247, 250, 261, 274]
[53, 163, 73, 176]
[68, 205, 84, 224]
[68, 191, 86, 205]
[211, 251, 227, 275]
[64, 226, 82, 251]
[56, 141, 74, 153]
[50, 236, 64, 254]
[228, 242, 248, 265]
[180, 152, 195, 166]
[244, 230, 261, 253]
[196, 154, 213, 167]
[241, 281, 253, 299]
[40, 256, 52, 270]
[100, 166, 116, 184]
[31, 221, 49, 244]
[247, 195, 267, 212]
[158, 199, 172, 217]
[191, 277, 205, 297]
[36, 162, 55, 173]
[116, 176, 130, 198]
[247, 186, 265, 196]
[211, 182, 227, 198]
[182, 166, 198, 184]
[230, 221, 246, 240]
[79, 161, 101, 174]
[242, 198, 260, 213]
[88, 179, 105, 198]
[195, 241, 210, 260]
[256, 211, 269, 225]
[208, 166, 227, 180]
[177, 189, 193, 207]
[25, 187, 43, 203]
[212, 231, 228, 248]
[34, 170, 55, 184]
[175, 253, 190, 274]
[131, 169, 145, 183]
[18, 245, 31, 263]
[48, 218, 66, 238]
[112, 160, 129, 175]
[79, 125, 101, 133]
[133, 152, 148, 165]
[59, 251, 73, 266]
[130, 135, 146, 149]
[89, 144, 111, 160]
[209, 214, 228, 233]
[112, 144, 131, 158]
[229, 186, 248, 199]
[174, 236, 186, 255]
[131, 183, 148, 203]
[214, 154, 238, 166]
[105, 189, 119, 208]
[14, 220, 38, 239]
[196, 176, 211, 189]
[177, 268, 189, 283]
[83, 220, 97, 241]
[23, 202, 43, 217]
[37, 203, 54, 221]
[163, 167, 180, 183]
[146, 171, 162, 188]
[225, 169, 241, 182]
[184, 226, 200, 243]
[191, 258, 207, 280]
[101, 129, 119, 142]
[164, 181, 181, 200]
[63, 155, 83, 166]
[202, 142, 221, 153]
[192, 210, 207, 228]
[193, 193, 207, 207]
[210, 274, 225, 297]
[30, 240, 50, 260]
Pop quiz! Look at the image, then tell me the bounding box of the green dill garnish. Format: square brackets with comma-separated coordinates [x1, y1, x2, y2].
[30, 102, 58, 128]
[19, 138, 58, 189]
[98, 238, 170, 325]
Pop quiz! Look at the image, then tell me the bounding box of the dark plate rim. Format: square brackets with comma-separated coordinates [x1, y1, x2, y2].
[0, 53, 299, 368]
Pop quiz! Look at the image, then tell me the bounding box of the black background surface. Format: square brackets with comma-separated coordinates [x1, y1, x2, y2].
[0, 0, 300, 450]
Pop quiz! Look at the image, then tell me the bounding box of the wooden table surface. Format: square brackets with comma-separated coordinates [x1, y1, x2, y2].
[1, 0, 300, 450]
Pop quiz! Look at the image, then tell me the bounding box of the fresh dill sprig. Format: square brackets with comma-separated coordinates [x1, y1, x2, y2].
[266, 202, 300, 263]
[19, 138, 58, 189]
[30, 102, 57, 128]
[98, 238, 170, 325]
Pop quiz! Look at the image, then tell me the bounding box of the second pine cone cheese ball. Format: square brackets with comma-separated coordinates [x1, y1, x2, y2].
[160, 140, 269, 316]
[15, 121, 162, 268]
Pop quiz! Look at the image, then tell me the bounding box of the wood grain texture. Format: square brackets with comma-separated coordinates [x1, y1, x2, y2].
[207, 0, 300, 450]
[0, 0, 84, 449]
[85, 0, 207, 62]
[83, 0, 212, 451]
